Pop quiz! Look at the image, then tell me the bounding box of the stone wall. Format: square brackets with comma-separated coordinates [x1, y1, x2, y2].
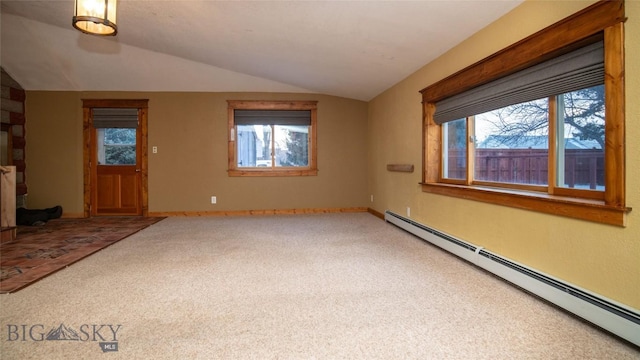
[1, 67, 27, 205]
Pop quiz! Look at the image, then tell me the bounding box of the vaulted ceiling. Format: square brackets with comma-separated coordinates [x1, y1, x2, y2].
[1, 0, 522, 101]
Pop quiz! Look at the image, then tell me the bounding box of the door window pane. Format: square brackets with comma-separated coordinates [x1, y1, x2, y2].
[97, 128, 136, 165]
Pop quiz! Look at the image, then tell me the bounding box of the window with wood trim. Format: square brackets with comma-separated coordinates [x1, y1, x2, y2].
[227, 100, 318, 177]
[420, 0, 630, 226]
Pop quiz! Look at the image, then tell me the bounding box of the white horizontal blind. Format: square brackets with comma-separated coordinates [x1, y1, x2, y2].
[433, 41, 604, 125]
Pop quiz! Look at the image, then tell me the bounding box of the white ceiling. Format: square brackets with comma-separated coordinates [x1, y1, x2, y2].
[1, 0, 523, 101]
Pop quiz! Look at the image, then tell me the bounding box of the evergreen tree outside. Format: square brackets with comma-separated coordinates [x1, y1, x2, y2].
[281, 127, 308, 167]
[103, 128, 136, 165]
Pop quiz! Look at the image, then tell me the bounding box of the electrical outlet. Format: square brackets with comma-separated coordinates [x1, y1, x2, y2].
[211, 196, 217, 204]
[407, 207, 411, 217]
[370, 195, 374, 202]
[152, 146, 158, 154]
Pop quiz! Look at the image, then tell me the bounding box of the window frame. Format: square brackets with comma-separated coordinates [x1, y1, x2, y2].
[227, 100, 318, 177]
[420, 0, 630, 226]
[442, 91, 606, 200]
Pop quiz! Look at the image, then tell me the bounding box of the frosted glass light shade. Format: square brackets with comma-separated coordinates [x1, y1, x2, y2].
[73, 0, 117, 36]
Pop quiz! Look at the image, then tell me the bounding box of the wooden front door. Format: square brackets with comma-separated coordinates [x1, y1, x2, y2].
[83, 100, 149, 217]
[92, 127, 142, 215]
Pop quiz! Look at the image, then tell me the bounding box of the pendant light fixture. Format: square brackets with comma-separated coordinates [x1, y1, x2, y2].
[72, 0, 118, 36]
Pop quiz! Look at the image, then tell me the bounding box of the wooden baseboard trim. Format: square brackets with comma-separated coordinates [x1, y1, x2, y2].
[61, 213, 85, 219]
[148, 207, 369, 217]
[367, 208, 385, 220]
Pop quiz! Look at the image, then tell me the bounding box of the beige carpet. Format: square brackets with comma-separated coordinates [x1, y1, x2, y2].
[0, 213, 637, 359]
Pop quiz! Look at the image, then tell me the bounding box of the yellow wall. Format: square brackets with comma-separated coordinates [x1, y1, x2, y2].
[368, 0, 640, 309]
[24, 91, 368, 215]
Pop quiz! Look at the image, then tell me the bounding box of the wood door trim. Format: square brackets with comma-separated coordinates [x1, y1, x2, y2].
[83, 99, 149, 217]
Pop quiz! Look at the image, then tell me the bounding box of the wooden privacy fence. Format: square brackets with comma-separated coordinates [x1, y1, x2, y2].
[446, 149, 604, 189]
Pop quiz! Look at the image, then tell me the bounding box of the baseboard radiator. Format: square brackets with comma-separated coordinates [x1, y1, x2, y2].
[384, 210, 640, 347]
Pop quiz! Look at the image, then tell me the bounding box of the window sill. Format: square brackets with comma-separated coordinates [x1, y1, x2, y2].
[420, 182, 631, 227]
[228, 169, 318, 177]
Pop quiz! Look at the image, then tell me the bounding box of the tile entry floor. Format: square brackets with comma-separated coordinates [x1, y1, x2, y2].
[0, 216, 164, 293]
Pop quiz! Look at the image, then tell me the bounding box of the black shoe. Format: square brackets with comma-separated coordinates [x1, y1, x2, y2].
[45, 206, 63, 219]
